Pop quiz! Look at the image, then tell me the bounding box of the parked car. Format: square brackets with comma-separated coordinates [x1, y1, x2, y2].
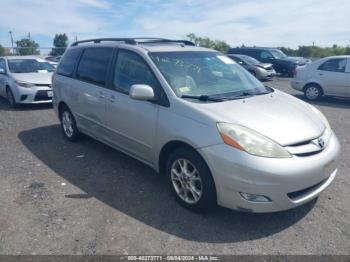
[291, 56, 350, 100]
[0, 56, 54, 107]
[228, 54, 276, 80]
[228, 47, 310, 77]
[53, 38, 339, 213]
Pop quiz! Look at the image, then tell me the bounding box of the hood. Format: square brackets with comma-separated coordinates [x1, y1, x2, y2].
[255, 63, 273, 69]
[11, 72, 52, 85]
[195, 90, 324, 146]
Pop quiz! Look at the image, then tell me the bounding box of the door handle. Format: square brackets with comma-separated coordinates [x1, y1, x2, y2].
[109, 95, 116, 103]
[97, 91, 105, 99]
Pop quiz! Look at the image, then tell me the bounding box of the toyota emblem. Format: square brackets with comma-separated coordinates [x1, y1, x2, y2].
[318, 138, 325, 148]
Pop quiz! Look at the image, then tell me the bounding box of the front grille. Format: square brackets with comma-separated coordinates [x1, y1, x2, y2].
[34, 84, 51, 88]
[34, 90, 52, 101]
[287, 176, 329, 201]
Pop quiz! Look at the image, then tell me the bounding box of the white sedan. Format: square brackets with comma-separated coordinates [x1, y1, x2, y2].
[291, 56, 350, 100]
[0, 56, 54, 107]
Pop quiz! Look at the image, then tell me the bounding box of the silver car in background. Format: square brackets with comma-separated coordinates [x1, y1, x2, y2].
[228, 54, 276, 80]
[0, 56, 54, 107]
[291, 55, 350, 100]
[53, 38, 340, 213]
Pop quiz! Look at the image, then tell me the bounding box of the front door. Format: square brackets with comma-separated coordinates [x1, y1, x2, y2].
[104, 49, 160, 164]
[317, 57, 348, 96]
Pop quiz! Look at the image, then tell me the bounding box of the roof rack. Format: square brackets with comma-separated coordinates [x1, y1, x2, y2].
[70, 38, 195, 47]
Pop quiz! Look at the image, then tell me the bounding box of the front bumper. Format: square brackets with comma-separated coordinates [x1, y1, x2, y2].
[199, 132, 340, 212]
[256, 68, 276, 80]
[13, 85, 53, 104]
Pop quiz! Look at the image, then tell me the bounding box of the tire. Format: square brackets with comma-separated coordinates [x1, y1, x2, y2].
[304, 84, 323, 101]
[60, 106, 82, 142]
[6, 87, 18, 108]
[166, 147, 217, 212]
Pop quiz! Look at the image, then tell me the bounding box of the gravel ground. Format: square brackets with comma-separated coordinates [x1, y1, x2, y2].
[0, 78, 349, 255]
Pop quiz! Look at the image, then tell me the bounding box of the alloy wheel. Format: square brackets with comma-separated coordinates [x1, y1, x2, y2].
[62, 111, 74, 138]
[171, 159, 203, 204]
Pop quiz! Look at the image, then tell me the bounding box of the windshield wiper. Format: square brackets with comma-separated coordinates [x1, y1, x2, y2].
[181, 95, 224, 102]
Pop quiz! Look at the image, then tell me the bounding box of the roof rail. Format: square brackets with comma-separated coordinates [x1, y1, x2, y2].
[70, 38, 137, 46]
[70, 38, 195, 47]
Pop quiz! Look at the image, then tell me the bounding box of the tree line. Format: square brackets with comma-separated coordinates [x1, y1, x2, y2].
[1, 33, 349, 58]
[0, 33, 68, 56]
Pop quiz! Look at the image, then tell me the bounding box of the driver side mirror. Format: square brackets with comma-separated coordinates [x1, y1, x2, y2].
[129, 84, 155, 101]
[0, 68, 5, 74]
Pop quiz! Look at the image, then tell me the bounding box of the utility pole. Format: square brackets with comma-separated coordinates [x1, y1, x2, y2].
[8, 31, 14, 54]
[28, 32, 31, 40]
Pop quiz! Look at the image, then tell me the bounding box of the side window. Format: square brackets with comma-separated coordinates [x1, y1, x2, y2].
[233, 57, 245, 65]
[113, 50, 160, 94]
[76, 47, 113, 87]
[318, 58, 347, 73]
[56, 48, 82, 77]
[260, 51, 272, 60]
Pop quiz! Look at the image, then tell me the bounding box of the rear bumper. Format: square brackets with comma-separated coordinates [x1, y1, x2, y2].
[199, 132, 340, 212]
[291, 79, 304, 91]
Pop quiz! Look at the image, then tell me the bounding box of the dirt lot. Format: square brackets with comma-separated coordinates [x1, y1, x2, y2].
[0, 78, 349, 255]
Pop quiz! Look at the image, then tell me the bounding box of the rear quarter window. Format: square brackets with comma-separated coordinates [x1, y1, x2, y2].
[56, 48, 82, 77]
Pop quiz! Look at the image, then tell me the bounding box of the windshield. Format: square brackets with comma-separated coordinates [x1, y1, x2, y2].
[150, 51, 270, 99]
[269, 49, 287, 59]
[241, 55, 260, 65]
[8, 59, 55, 73]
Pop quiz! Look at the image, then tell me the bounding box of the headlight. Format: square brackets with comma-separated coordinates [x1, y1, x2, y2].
[15, 80, 34, 88]
[307, 104, 331, 130]
[217, 123, 291, 158]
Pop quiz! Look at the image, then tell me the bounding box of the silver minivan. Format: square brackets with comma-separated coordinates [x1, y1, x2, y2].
[53, 38, 340, 213]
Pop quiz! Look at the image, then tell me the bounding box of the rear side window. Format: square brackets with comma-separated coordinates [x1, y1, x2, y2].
[318, 58, 347, 73]
[76, 48, 113, 87]
[113, 50, 160, 94]
[56, 48, 82, 77]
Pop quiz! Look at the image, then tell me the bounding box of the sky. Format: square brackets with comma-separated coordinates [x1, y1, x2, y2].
[0, 0, 349, 52]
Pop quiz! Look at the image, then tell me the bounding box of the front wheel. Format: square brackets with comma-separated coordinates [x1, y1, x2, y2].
[166, 147, 217, 212]
[6, 88, 18, 108]
[60, 107, 82, 142]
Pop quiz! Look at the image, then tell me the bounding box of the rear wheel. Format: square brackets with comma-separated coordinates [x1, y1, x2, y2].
[60, 106, 82, 142]
[304, 84, 323, 101]
[6, 88, 18, 108]
[166, 147, 216, 212]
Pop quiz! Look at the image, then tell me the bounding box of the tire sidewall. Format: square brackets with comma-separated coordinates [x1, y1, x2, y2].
[166, 147, 217, 212]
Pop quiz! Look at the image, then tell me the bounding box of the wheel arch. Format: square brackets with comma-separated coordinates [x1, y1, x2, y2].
[57, 101, 69, 120]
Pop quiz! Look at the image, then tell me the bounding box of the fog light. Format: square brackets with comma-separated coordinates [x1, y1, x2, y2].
[240, 192, 271, 203]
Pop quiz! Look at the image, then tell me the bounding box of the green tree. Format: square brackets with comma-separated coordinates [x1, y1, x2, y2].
[50, 33, 68, 56]
[16, 38, 40, 55]
[187, 33, 231, 52]
[0, 44, 5, 56]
